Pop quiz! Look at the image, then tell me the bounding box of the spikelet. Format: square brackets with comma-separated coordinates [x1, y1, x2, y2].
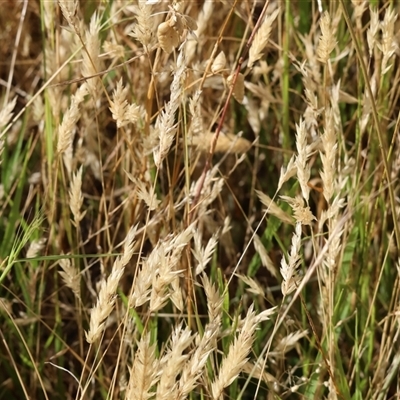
[191, 131, 251, 154]
[158, 19, 181, 54]
[0, 97, 17, 164]
[226, 73, 245, 104]
[157, 11, 198, 54]
[58, 0, 80, 34]
[59, 258, 81, 299]
[109, 79, 141, 128]
[280, 195, 316, 226]
[153, 50, 186, 168]
[280, 222, 302, 296]
[248, 8, 280, 69]
[81, 13, 102, 100]
[294, 118, 311, 202]
[131, 0, 155, 49]
[69, 166, 86, 226]
[181, 14, 197, 31]
[367, 7, 379, 58]
[253, 234, 278, 278]
[379, 7, 398, 74]
[185, 1, 212, 62]
[211, 305, 275, 399]
[211, 51, 227, 74]
[86, 226, 137, 343]
[126, 333, 159, 400]
[317, 11, 337, 63]
[256, 190, 294, 225]
[0, 97, 17, 131]
[26, 238, 46, 259]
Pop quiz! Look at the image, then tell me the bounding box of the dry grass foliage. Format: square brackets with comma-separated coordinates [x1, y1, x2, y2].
[2, 0, 400, 399]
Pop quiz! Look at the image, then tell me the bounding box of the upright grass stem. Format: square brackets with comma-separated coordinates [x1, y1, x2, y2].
[281, 0, 291, 161]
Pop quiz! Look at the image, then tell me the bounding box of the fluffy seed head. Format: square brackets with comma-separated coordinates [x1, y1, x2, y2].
[248, 8, 280, 69]
[317, 11, 337, 63]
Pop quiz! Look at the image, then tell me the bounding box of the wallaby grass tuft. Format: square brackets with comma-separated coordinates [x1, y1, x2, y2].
[1, 1, 400, 399]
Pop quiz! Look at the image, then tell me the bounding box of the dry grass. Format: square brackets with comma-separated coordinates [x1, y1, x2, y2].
[1, 1, 400, 399]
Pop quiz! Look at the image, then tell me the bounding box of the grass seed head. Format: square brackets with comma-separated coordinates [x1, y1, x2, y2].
[227, 72, 245, 104]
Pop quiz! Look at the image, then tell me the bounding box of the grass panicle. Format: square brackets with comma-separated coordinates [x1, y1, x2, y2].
[248, 7, 280, 70]
[86, 225, 137, 343]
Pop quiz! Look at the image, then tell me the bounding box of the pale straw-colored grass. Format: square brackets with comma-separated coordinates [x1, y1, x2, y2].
[58, 0, 80, 35]
[69, 166, 86, 227]
[317, 11, 337, 64]
[156, 325, 194, 400]
[280, 222, 302, 297]
[294, 119, 311, 203]
[4, 1, 400, 399]
[211, 305, 275, 399]
[192, 231, 219, 276]
[26, 238, 46, 260]
[0, 97, 17, 164]
[0, 97, 17, 131]
[130, 1, 156, 50]
[59, 257, 81, 299]
[81, 13, 102, 102]
[109, 79, 141, 129]
[57, 83, 88, 173]
[153, 49, 186, 169]
[86, 225, 137, 343]
[125, 333, 159, 400]
[248, 7, 280, 70]
[367, 7, 380, 58]
[130, 226, 192, 312]
[379, 7, 397, 74]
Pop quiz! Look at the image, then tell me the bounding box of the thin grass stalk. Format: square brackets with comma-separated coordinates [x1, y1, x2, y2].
[281, 0, 291, 160]
[3, 0, 28, 105]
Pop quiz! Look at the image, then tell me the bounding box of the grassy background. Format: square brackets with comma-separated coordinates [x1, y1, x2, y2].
[1, 0, 400, 399]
